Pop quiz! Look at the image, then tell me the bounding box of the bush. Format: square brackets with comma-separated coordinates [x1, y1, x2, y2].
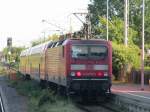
[0, 67, 6, 75]
[38, 89, 56, 106]
[112, 42, 140, 80]
[9, 72, 84, 112]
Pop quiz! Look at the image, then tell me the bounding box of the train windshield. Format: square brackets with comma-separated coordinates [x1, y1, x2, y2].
[72, 45, 88, 59]
[72, 45, 107, 59]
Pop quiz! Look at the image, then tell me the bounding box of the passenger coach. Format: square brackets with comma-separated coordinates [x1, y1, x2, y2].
[20, 39, 112, 95]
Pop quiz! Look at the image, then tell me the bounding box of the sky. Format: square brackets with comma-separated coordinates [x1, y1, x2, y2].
[0, 0, 90, 51]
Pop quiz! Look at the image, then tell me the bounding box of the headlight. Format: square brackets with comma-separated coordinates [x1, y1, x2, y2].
[104, 72, 108, 76]
[70, 72, 75, 76]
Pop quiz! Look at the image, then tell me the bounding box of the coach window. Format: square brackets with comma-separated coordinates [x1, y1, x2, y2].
[58, 40, 64, 46]
[51, 42, 57, 48]
[51, 43, 54, 48]
[54, 43, 57, 47]
[55, 40, 65, 47]
[48, 43, 53, 48]
[55, 42, 59, 47]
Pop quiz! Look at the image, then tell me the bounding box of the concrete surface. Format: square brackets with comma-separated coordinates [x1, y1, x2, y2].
[0, 76, 28, 112]
[112, 84, 150, 104]
[111, 83, 150, 112]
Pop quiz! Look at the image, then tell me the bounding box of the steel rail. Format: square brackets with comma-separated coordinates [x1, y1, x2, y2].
[75, 103, 118, 112]
[74, 98, 119, 112]
[0, 94, 5, 112]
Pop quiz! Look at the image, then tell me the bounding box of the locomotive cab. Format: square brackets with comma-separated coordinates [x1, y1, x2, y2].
[66, 39, 112, 95]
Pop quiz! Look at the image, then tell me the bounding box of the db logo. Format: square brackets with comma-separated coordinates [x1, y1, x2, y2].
[86, 65, 93, 70]
[83, 72, 96, 76]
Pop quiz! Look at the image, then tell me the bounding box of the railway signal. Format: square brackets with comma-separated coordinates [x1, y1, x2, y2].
[7, 37, 12, 47]
[7, 37, 12, 63]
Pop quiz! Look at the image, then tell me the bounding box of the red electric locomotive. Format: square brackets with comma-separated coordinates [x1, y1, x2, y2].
[20, 39, 112, 96]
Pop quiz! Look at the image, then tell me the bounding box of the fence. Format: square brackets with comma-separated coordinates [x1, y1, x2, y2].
[128, 70, 150, 84]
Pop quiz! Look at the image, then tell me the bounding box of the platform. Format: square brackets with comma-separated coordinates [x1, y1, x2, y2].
[112, 83, 150, 104]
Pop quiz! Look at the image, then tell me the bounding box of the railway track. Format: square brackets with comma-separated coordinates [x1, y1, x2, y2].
[75, 102, 120, 112]
[0, 93, 5, 112]
[74, 96, 121, 112]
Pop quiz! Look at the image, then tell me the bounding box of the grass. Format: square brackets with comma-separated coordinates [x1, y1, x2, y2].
[9, 72, 82, 112]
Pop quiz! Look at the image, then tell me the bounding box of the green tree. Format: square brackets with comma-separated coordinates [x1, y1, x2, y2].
[129, 0, 150, 45]
[47, 34, 59, 41]
[89, 0, 150, 46]
[97, 16, 137, 45]
[31, 38, 46, 47]
[88, 0, 124, 24]
[88, 0, 149, 81]
[3, 46, 25, 68]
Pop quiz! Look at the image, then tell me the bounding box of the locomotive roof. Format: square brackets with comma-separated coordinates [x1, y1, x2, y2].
[62, 38, 110, 45]
[47, 38, 109, 47]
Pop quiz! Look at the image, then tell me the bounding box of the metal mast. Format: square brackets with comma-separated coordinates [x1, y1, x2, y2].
[73, 10, 91, 40]
[141, 0, 145, 90]
[124, 0, 128, 46]
[106, 0, 109, 41]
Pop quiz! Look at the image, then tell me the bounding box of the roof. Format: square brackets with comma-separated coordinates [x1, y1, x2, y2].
[20, 41, 52, 57]
[20, 39, 110, 57]
[29, 41, 52, 55]
[20, 49, 30, 57]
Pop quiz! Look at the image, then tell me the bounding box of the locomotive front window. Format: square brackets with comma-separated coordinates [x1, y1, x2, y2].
[72, 45, 108, 59]
[89, 46, 107, 59]
[72, 45, 88, 59]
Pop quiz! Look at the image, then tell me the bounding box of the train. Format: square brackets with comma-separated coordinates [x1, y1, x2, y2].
[19, 38, 112, 96]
